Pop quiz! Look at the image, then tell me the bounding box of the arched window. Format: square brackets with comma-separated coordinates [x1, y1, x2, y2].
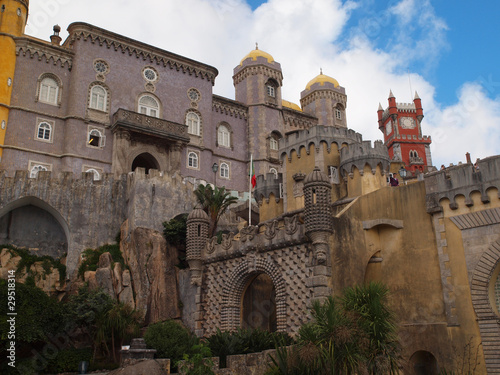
[90, 85, 107, 111]
[37, 122, 51, 141]
[220, 162, 229, 179]
[138, 94, 160, 118]
[186, 111, 201, 135]
[30, 164, 48, 178]
[218, 124, 230, 147]
[188, 152, 199, 169]
[38, 76, 59, 105]
[88, 128, 106, 148]
[270, 167, 278, 178]
[270, 137, 278, 151]
[85, 168, 100, 180]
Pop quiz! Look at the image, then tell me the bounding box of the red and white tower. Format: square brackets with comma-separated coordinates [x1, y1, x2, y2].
[377, 90, 432, 174]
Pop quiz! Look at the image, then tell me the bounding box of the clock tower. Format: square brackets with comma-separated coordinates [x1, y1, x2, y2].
[377, 90, 432, 174]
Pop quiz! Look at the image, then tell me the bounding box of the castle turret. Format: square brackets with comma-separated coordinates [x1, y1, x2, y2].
[186, 207, 209, 286]
[233, 45, 283, 177]
[303, 166, 332, 264]
[378, 90, 432, 174]
[0, 0, 29, 162]
[300, 70, 347, 128]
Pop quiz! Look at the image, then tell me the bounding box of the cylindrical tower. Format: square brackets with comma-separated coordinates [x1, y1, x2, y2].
[303, 166, 332, 263]
[0, 0, 28, 161]
[186, 206, 209, 285]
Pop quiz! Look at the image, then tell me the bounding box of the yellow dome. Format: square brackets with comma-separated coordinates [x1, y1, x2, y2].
[282, 100, 302, 112]
[240, 46, 274, 65]
[305, 71, 339, 90]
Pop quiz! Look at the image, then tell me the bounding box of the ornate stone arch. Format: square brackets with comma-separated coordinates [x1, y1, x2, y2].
[470, 238, 500, 374]
[128, 148, 164, 173]
[221, 255, 287, 332]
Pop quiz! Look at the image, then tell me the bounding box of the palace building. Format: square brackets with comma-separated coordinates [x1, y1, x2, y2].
[1, 1, 500, 373]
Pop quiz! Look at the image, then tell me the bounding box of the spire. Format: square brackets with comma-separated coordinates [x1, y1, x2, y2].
[320, 67, 323, 75]
[255, 42, 258, 50]
[389, 89, 395, 99]
[378, 102, 383, 111]
[414, 91, 420, 99]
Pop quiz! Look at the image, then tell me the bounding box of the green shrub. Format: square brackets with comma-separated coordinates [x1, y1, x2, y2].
[206, 328, 293, 368]
[144, 320, 198, 370]
[163, 214, 188, 247]
[45, 347, 92, 373]
[77, 243, 124, 278]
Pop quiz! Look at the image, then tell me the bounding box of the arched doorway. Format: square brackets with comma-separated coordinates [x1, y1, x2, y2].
[409, 350, 439, 375]
[241, 273, 277, 332]
[131, 152, 160, 174]
[0, 202, 68, 258]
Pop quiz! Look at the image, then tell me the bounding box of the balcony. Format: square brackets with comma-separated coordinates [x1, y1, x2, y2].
[111, 108, 189, 143]
[409, 156, 424, 165]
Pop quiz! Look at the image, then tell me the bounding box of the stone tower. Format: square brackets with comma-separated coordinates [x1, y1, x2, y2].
[233, 46, 284, 176]
[377, 90, 432, 174]
[300, 70, 347, 127]
[186, 207, 209, 286]
[0, 0, 29, 162]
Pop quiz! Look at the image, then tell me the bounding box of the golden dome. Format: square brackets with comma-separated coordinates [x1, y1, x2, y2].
[305, 71, 339, 90]
[240, 45, 274, 65]
[282, 100, 302, 112]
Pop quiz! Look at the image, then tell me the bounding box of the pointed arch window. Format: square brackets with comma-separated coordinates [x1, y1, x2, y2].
[186, 111, 201, 136]
[138, 94, 160, 118]
[90, 85, 107, 111]
[270, 167, 278, 179]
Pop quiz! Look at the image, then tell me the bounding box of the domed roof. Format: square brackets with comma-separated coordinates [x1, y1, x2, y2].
[240, 45, 274, 65]
[305, 70, 339, 90]
[282, 100, 302, 112]
[304, 166, 330, 185]
[187, 206, 209, 221]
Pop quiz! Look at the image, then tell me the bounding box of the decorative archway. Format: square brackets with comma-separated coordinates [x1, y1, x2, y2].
[221, 255, 287, 332]
[241, 273, 277, 332]
[131, 152, 160, 174]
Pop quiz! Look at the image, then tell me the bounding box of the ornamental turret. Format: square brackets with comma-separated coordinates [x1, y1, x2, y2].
[303, 166, 332, 264]
[186, 207, 209, 286]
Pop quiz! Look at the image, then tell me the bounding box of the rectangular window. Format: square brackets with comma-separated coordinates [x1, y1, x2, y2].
[335, 109, 342, 120]
[267, 85, 275, 97]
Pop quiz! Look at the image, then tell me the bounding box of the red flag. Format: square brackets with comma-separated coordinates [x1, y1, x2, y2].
[251, 159, 256, 188]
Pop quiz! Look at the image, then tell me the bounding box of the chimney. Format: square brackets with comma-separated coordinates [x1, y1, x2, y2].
[50, 24, 62, 46]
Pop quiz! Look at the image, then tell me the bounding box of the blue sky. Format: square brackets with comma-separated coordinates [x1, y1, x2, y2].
[26, 0, 500, 167]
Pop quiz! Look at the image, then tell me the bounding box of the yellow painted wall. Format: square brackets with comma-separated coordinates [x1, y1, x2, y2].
[258, 193, 283, 222]
[284, 144, 317, 212]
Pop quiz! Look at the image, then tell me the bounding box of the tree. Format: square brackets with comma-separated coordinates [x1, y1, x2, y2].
[194, 184, 238, 237]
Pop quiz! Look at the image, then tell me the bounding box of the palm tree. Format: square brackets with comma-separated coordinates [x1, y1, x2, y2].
[194, 184, 238, 237]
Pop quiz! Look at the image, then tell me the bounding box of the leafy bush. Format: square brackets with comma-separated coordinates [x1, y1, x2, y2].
[77, 243, 124, 278]
[163, 213, 188, 248]
[178, 343, 215, 375]
[144, 320, 198, 370]
[45, 347, 92, 373]
[207, 328, 293, 368]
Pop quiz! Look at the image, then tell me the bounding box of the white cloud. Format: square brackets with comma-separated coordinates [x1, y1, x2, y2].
[24, 0, 500, 167]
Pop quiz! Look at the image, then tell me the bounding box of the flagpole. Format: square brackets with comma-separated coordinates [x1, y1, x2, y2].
[248, 154, 252, 226]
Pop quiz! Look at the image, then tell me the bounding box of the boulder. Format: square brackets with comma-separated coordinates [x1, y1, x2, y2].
[119, 285, 135, 309]
[98, 252, 113, 269]
[95, 267, 117, 300]
[122, 269, 131, 286]
[114, 262, 123, 295]
[121, 220, 181, 324]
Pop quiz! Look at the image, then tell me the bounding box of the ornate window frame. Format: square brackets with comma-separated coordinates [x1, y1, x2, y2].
[82, 165, 103, 181]
[187, 150, 200, 170]
[35, 118, 54, 143]
[88, 82, 110, 113]
[137, 93, 161, 118]
[28, 161, 52, 178]
[186, 110, 202, 137]
[36, 73, 62, 106]
[87, 126, 106, 149]
[219, 161, 230, 179]
[216, 122, 232, 149]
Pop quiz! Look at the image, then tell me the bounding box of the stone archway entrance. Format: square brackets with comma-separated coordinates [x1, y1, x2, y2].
[241, 273, 277, 332]
[131, 152, 160, 174]
[0, 197, 68, 258]
[409, 350, 439, 375]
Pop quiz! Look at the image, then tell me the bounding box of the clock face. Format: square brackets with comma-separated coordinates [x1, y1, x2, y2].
[188, 89, 200, 101]
[143, 68, 157, 82]
[386, 121, 392, 135]
[400, 116, 415, 129]
[94, 61, 107, 73]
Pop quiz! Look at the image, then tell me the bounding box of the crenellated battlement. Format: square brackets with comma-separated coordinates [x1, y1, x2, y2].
[339, 140, 390, 176]
[280, 125, 362, 161]
[202, 214, 305, 263]
[254, 172, 283, 204]
[425, 155, 500, 213]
